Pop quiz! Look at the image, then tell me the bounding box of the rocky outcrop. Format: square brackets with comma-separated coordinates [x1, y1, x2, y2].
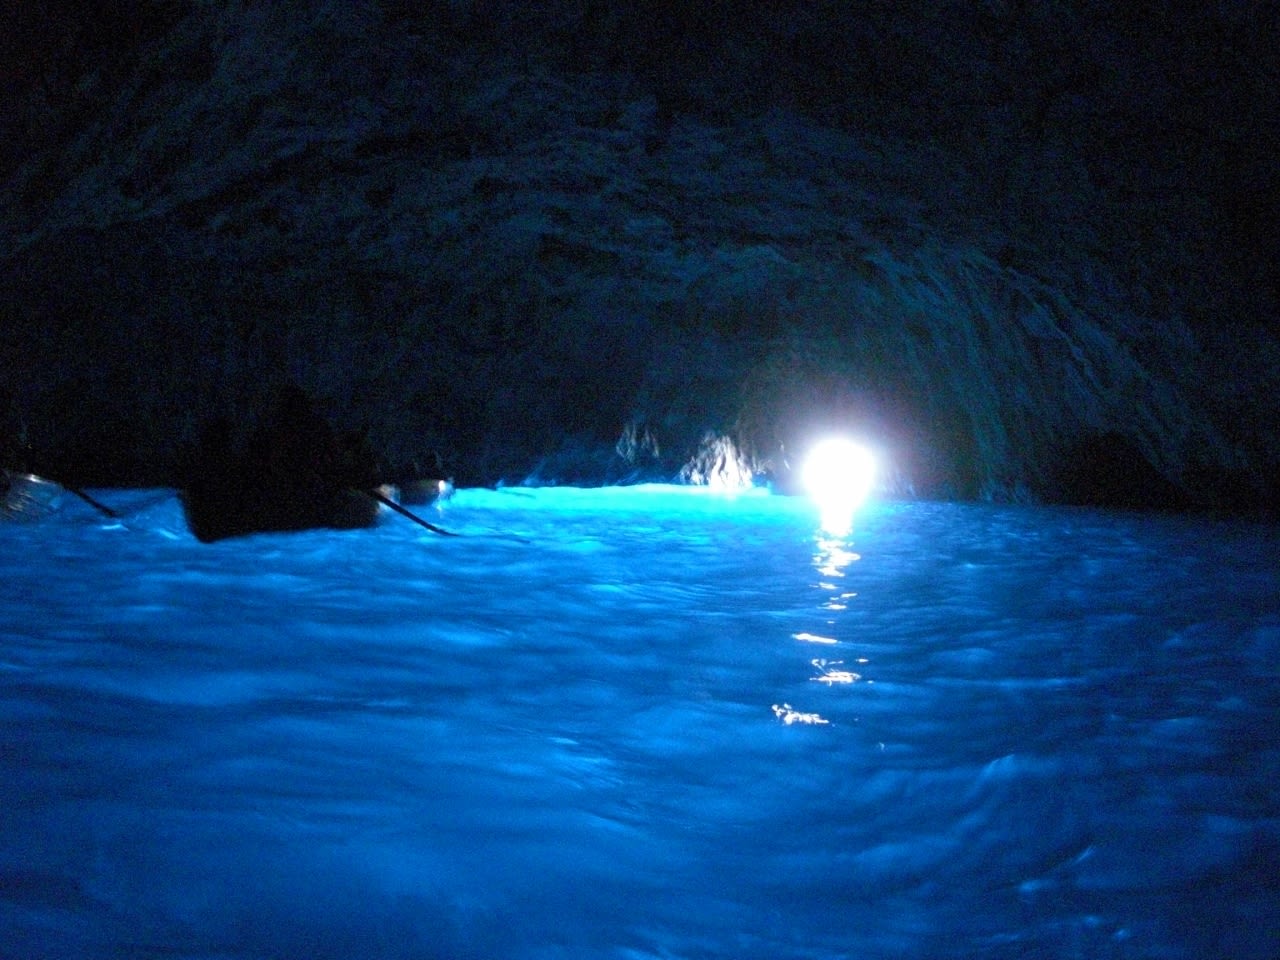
[2, 1, 1277, 511]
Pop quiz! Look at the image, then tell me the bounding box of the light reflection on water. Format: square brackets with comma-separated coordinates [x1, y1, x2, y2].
[788, 529, 870, 724]
[0, 486, 1277, 959]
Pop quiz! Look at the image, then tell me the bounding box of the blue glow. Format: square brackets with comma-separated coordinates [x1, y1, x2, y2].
[0, 486, 1276, 958]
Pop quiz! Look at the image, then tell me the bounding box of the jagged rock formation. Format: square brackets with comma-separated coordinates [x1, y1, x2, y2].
[2, 1, 1277, 510]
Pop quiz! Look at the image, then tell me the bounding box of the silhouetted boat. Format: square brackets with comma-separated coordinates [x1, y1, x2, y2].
[395, 477, 454, 507]
[180, 385, 384, 543]
[1, 470, 63, 521]
[181, 470, 383, 543]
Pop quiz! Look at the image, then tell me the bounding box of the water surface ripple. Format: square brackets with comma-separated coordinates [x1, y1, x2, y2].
[1, 487, 1277, 959]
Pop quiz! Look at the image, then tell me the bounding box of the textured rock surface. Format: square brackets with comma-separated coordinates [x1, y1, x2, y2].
[2, 1, 1277, 509]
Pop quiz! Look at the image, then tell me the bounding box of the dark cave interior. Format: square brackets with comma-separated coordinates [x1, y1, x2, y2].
[2, 1, 1277, 513]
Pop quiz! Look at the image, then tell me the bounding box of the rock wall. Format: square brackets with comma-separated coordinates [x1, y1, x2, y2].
[2, 1, 1277, 509]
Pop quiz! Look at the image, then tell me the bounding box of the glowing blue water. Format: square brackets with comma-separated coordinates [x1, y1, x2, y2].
[2, 486, 1277, 959]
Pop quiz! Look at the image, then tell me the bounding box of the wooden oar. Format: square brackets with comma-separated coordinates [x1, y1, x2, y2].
[362, 486, 461, 537]
[63, 483, 122, 520]
[361, 485, 532, 545]
[5, 470, 121, 520]
[8, 458, 123, 520]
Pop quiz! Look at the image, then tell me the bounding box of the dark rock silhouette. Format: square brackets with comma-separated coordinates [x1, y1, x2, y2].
[1051, 433, 1191, 512]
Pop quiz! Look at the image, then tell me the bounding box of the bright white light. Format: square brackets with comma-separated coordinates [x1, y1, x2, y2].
[801, 438, 876, 534]
[772, 703, 830, 726]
